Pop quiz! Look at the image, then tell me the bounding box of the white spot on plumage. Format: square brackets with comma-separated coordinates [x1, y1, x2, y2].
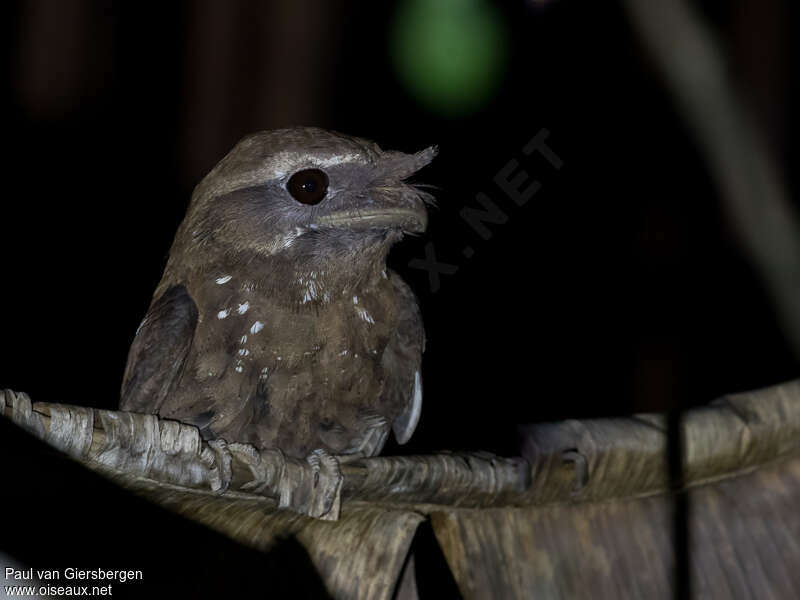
[237, 302, 249, 314]
[216, 275, 232, 285]
[250, 321, 264, 334]
[217, 309, 230, 319]
[301, 279, 319, 304]
[277, 227, 304, 250]
[356, 307, 375, 324]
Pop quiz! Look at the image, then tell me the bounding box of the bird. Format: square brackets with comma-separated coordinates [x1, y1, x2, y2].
[119, 127, 434, 460]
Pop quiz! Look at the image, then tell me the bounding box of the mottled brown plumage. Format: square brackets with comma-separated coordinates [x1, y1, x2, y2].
[120, 128, 433, 459]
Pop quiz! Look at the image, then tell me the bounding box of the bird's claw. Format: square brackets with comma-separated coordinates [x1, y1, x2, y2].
[305, 448, 343, 520]
[204, 438, 233, 493]
[346, 414, 389, 457]
[277, 448, 343, 520]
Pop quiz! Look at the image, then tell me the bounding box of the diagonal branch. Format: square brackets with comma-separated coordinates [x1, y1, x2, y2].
[623, 0, 800, 358]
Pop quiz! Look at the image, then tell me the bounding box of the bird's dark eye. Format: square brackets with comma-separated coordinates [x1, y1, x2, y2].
[287, 168, 329, 205]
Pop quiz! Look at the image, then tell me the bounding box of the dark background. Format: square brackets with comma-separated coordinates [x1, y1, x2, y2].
[1, 0, 796, 596]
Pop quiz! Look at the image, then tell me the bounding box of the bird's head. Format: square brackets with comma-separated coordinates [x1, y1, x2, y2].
[177, 128, 436, 281]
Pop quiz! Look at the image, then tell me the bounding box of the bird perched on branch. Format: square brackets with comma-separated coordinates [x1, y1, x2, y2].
[120, 128, 433, 460]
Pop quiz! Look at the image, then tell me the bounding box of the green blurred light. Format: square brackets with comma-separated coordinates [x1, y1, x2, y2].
[391, 0, 507, 117]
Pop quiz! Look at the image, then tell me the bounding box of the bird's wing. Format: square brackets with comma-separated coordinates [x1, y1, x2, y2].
[120, 284, 198, 414]
[383, 273, 425, 445]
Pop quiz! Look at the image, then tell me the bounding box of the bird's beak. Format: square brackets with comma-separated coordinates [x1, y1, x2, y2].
[317, 146, 436, 234]
[316, 201, 428, 234]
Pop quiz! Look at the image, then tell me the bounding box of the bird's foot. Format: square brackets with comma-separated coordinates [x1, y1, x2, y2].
[203, 439, 233, 493]
[345, 414, 389, 457]
[277, 448, 343, 521]
[306, 449, 343, 520]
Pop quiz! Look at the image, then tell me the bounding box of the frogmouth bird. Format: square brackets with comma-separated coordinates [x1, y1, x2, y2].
[120, 128, 433, 460]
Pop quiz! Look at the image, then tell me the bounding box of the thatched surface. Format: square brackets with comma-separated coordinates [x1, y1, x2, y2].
[520, 379, 800, 504]
[118, 477, 424, 600]
[2, 390, 527, 519]
[431, 454, 800, 599]
[5, 380, 800, 598]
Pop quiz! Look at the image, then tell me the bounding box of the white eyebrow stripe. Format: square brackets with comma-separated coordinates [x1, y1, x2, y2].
[194, 148, 373, 207]
[311, 152, 364, 168]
